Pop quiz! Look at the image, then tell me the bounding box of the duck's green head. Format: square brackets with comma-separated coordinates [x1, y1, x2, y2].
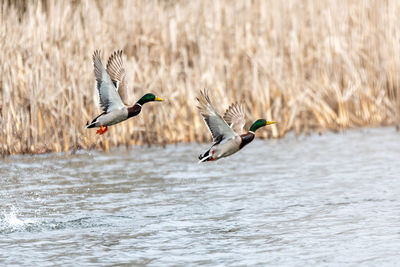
[137, 93, 164, 105]
[249, 119, 276, 132]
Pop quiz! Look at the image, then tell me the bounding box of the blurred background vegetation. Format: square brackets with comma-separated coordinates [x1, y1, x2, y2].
[1, 0, 399, 154]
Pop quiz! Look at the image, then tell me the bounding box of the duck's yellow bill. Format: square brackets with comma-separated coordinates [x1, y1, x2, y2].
[266, 121, 276, 125]
[155, 96, 164, 101]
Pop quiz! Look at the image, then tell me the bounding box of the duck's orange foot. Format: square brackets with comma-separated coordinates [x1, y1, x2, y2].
[96, 125, 109, 135]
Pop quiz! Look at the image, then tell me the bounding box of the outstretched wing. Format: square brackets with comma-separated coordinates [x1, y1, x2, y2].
[92, 50, 125, 113]
[197, 89, 237, 142]
[223, 102, 246, 134]
[106, 50, 128, 104]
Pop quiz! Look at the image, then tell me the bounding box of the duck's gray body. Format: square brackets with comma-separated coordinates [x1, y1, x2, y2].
[199, 132, 256, 161]
[205, 136, 242, 160]
[86, 108, 128, 128]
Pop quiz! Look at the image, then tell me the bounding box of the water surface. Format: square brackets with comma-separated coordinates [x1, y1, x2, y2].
[1, 127, 400, 266]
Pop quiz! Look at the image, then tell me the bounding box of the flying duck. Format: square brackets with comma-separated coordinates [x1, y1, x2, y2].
[197, 89, 276, 162]
[86, 50, 163, 134]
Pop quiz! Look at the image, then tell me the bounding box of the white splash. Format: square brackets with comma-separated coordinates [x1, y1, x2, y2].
[1, 208, 37, 231]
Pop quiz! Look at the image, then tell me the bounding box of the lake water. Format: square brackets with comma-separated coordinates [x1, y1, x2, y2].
[1, 127, 400, 266]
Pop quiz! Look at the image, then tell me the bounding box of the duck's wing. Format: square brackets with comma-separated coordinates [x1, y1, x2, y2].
[223, 102, 246, 134]
[106, 50, 128, 104]
[197, 89, 237, 142]
[93, 50, 125, 113]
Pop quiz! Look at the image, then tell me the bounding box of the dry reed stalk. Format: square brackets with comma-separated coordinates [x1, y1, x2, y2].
[1, 0, 400, 155]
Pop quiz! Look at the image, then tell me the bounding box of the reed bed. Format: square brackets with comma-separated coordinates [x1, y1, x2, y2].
[1, 0, 399, 155]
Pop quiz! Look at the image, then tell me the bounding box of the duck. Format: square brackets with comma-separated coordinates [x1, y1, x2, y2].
[197, 89, 276, 162]
[86, 50, 163, 134]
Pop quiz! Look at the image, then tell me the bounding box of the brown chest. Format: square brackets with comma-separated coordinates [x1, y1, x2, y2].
[239, 132, 255, 149]
[127, 104, 142, 118]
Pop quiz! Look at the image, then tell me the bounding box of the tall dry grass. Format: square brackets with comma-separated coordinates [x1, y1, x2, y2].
[1, 0, 399, 155]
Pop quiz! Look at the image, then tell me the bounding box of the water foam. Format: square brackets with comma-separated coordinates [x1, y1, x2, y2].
[0, 208, 37, 234]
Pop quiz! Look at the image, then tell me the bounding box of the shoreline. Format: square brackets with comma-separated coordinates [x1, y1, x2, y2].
[2, 125, 397, 157]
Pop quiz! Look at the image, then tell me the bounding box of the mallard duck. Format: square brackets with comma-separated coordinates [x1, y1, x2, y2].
[86, 50, 163, 134]
[197, 89, 276, 162]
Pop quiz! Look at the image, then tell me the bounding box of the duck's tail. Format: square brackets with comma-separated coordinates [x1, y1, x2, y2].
[86, 121, 96, 128]
[198, 149, 212, 163]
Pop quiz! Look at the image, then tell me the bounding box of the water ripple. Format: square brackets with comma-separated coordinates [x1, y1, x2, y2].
[1, 128, 400, 265]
